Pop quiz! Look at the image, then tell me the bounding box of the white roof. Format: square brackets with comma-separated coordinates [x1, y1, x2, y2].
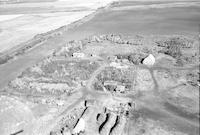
[142, 54, 155, 66]
[72, 118, 85, 134]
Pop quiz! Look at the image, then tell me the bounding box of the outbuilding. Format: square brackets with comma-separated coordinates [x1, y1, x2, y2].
[142, 54, 155, 66]
[72, 52, 85, 58]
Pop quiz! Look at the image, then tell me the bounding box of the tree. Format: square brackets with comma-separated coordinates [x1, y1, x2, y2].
[164, 38, 182, 59]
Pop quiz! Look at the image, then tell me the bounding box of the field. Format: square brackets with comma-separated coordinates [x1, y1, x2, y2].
[0, 1, 199, 135]
[0, 0, 114, 53]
